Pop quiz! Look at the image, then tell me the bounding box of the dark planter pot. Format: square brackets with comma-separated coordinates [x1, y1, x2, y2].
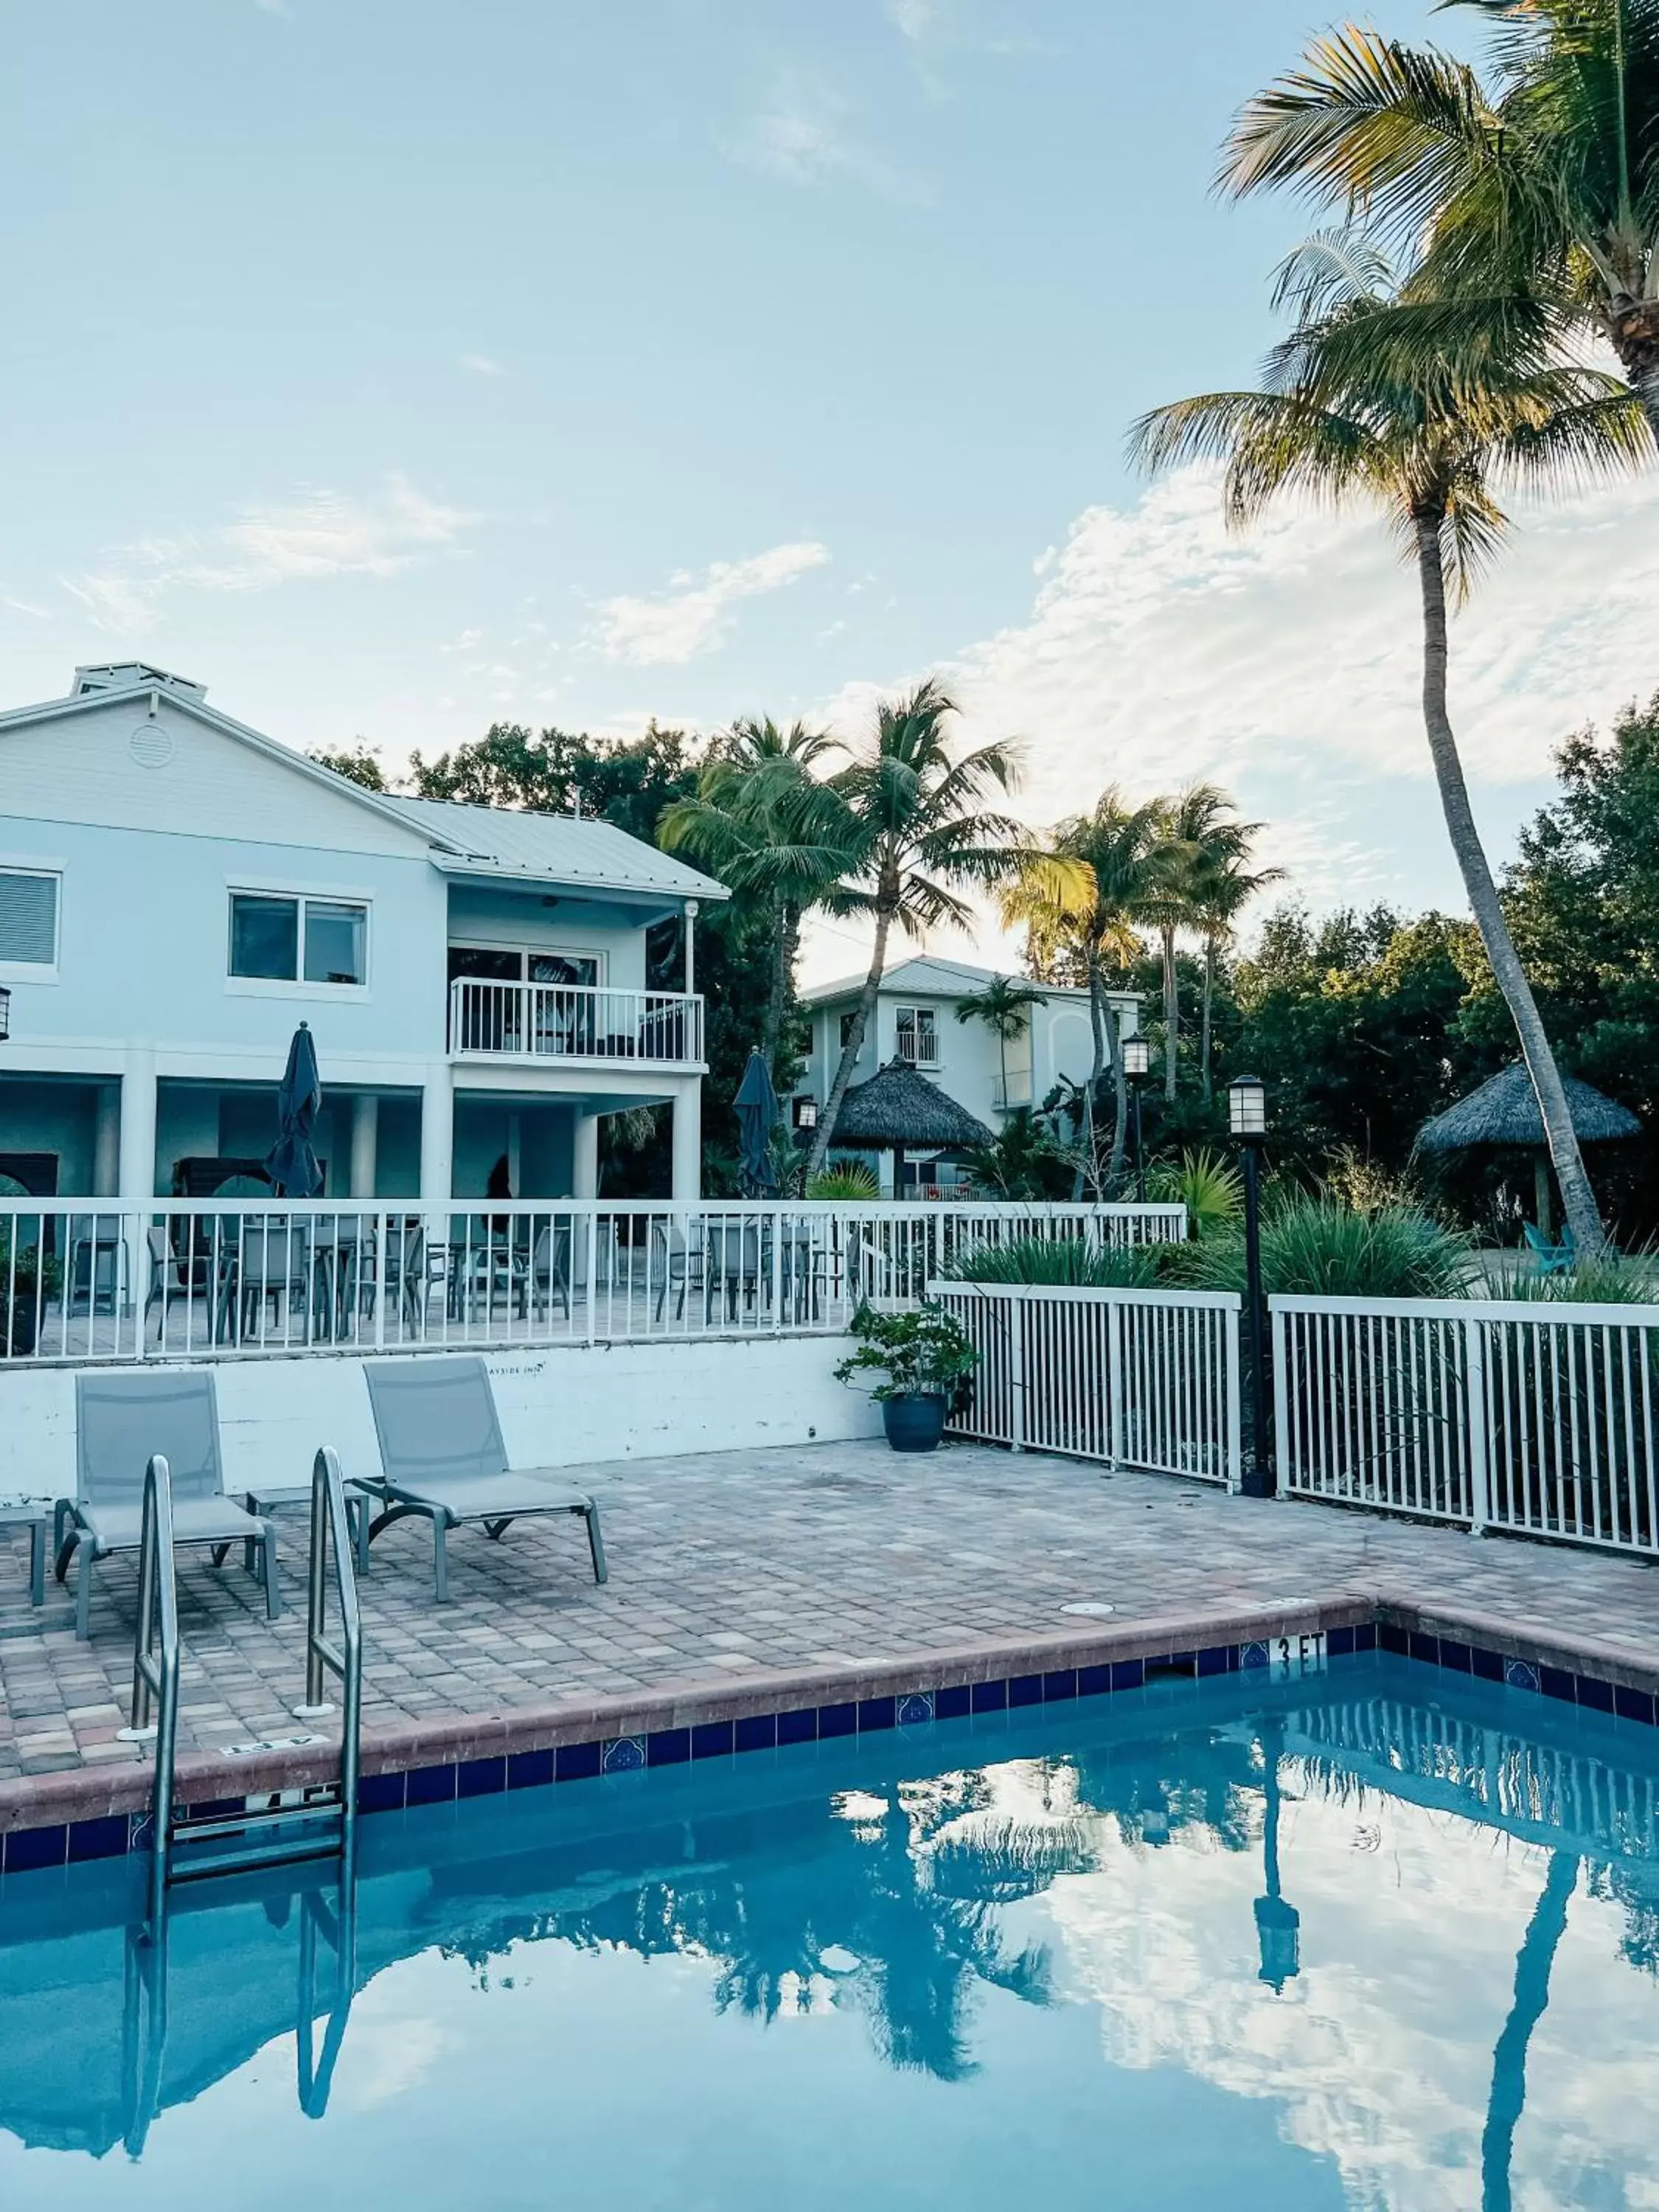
[4, 1298, 37, 1358]
[883, 1394, 947, 1453]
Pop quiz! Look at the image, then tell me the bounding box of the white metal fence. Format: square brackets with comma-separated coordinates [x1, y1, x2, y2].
[0, 1199, 1186, 1366]
[931, 1279, 1242, 1488]
[1273, 1294, 1659, 1558]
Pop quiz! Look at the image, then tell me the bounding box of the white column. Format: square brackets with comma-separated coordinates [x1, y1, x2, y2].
[671, 1079, 701, 1200]
[349, 1093, 379, 1200]
[118, 1049, 157, 1199]
[506, 1110, 523, 1197]
[683, 900, 698, 996]
[94, 1082, 121, 1197]
[420, 1065, 454, 1200]
[572, 1110, 600, 1199]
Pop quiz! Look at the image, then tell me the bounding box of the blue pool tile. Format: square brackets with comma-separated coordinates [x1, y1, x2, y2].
[602, 1736, 646, 1774]
[1008, 1673, 1044, 1709]
[1110, 1658, 1144, 1691]
[1614, 1683, 1657, 1726]
[736, 1713, 779, 1752]
[1353, 1623, 1379, 1653]
[68, 1815, 130, 1864]
[1504, 1658, 1542, 1694]
[358, 1770, 406, 1815]
[818, 1702, 857, 1740]
[777, 1708, 818, 1746]
[897, 1691, 935, 1727]
[1327, 1625, 1356, 1658]
[4, 1825, 66, 1874]
[692, 1720, 735, 1760]
[1408, 1631, 1439, 1666]
[1576, 1674, 1615, 1715]
[1077, 1665, 1111, 1698]
[406, 1763, 458, 1806]
[647, 1728, 691, 1768]
[858, 1697, 897, 1733]
[1438, 1638, 1473, 1674]
[507, 1747, 555, 1792]
[457, 1757, 506, 1799]
[1380, 1622, 1410, 1657]
[933, 1684, 971, 1721]
[1239, 1641, 1269, 1672]
[1540, 1665, 1577, 1705]
[1196, 1646, 1231, 1678]
[970, 1678, 1008, 1714]
[1470, 1645, 1503, 1683]
[557, 1741, 602, 1782]
[1043, 1669, 1078, 1703]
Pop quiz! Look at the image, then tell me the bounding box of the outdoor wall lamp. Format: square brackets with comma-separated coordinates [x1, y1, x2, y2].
[1227, 1074, 1273, 1497]
[793, 1096, 819, 1133]
[0, 986, 10, 1041]
[1121, 1034, 1150, 1082]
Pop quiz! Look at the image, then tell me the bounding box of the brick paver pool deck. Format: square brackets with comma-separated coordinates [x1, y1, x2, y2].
[2, 1439, 1658, 1806]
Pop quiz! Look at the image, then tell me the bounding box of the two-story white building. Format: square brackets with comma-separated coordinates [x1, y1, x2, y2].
[0, 664, 723, 1204]
[799, 956, 1139, 1192]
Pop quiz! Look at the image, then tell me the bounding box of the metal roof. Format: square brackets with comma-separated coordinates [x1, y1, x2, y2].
[802, 954, 1133, 1006]
[359, 796, 726, 902]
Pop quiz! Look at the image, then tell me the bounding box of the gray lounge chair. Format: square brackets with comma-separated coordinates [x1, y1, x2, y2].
[361, 1355, 607, 1601]
[57, 1371, 279, 1640]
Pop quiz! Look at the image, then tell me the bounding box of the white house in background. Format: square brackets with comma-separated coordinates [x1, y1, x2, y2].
[798, 955, 1139, 1192]
[0, 664, 725, 1203]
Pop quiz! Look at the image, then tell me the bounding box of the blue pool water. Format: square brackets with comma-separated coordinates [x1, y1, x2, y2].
[1, 1655, 1655, 2210]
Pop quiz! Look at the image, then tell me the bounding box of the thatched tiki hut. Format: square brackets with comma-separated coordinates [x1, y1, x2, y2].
[829, 1057, 992, 1197]
[1415, 1062, 1641, 1237]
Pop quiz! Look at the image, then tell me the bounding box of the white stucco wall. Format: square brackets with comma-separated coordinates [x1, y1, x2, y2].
[0, 1335, 883, 1507]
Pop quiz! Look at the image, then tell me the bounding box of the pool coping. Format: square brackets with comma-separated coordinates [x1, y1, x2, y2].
[1, 1582, 1656, 1871]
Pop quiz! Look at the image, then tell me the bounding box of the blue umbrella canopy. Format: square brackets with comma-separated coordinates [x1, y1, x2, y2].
[265, 1021, 324, 1198]
[734, 1047, 779, 1196]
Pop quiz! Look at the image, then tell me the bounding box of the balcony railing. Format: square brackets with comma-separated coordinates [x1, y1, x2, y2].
[448, 979, 704, 1067]
[895, 1031, 939, 1068]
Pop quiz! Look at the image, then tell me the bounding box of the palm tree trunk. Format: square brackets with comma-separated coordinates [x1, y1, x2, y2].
[1606, 296, 1659, 442]
[762, 890, 789, 1079]
[1162, 924, 1178, 1102]
[1105, 978, 1128, 1189]
[1076, 951, 1108, 1198]
[1200, 935, 1216, 1100]
[1480, 1853, 1577, 2212]
[807, 908, 890, 1183]
[1413, 512, 1606, 1256]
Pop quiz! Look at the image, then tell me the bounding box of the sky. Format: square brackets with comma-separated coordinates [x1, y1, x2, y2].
[4, 1, 1659, 981]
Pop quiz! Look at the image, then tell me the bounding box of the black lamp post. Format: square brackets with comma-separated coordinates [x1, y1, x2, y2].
[1228, 1074, 1274, 1498]
[1253, 1716, 1301, 1991]
[1121, 1034, 1150, 1200]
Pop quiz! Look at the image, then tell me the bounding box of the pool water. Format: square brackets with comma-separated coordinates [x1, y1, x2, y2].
[1, 1655, 1655, 2211]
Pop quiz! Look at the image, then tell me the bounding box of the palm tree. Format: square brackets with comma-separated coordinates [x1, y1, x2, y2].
[1130, 237, 1648, 1252]
[1002, 790, 1161, 1190]
[1220, 11, 1659, 438]
[802, 680, 1027, 1185]
[1144, 785, 1257, 1104]
[659, 716, 840, 1081]
[1190, 849, 1283, 1098]
[954, 975, 1048, 1119]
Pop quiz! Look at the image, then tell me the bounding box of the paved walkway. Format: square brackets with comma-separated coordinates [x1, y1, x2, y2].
[2, 1440, 1658, 1782]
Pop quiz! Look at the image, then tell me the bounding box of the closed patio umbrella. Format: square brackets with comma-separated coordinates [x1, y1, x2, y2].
[265, 1021, 324, 1198]
[734, 1047, 779, 1197]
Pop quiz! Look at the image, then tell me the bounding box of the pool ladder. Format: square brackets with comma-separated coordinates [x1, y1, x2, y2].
[128, 1445, 364, 1927]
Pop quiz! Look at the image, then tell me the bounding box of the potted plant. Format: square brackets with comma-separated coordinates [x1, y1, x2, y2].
[0, 1222, 59, 1359]
[834, 1300, 978, 1453]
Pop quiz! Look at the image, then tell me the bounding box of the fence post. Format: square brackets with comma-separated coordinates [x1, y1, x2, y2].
[1234, 1298, 1253, 1497]
[1009, 1289, 1026, 1454]
[1464, 1317, 1491, 1537]
[1106, 1291, 1124, 1469]
[585, 1205, 599, 1346]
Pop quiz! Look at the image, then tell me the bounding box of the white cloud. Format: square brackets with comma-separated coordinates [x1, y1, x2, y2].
[62, 473, 475, 633]
[593, 540, 831, 666]
[889, 0, 940, 38]
[720, 75, 931, 202]
[459, 353, 505, 378]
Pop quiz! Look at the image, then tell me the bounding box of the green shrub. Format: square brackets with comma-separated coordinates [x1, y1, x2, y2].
[947, 1233, 1161, 1289]
[1147, 1147, 1242, 1238]
[833, 1301, 979, 1407]
[807, 1162, 880, 1200]
[1486, 1250, 1659, 1305]
[1179, 1191, 1471, 1300]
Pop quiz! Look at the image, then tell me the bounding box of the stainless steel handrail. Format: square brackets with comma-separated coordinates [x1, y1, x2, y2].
[294, 1445, 364, 1875]
[128, 1452, 180, 1932]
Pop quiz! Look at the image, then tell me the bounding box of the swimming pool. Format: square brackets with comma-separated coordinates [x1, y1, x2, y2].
[0, 1653, 1654, 2210]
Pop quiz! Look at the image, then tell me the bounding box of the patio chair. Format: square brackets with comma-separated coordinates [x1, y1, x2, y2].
[1523, 1221, 1576, 1277]
[143, 1225, 202, 1339]
[650, 1215, 703, 1321]
[530, 1220, 571, 1320]
[705, 1220, 761, 1323]
[361, 1355, 607, 1601]
[56, 1370, 279, 1639]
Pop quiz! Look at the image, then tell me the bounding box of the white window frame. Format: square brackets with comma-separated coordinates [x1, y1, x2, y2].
[448, 940, 608, 989]
[0, 861, 63, 984]
[226, 885, 372, 1000]
[895, 1004, 939, 1068]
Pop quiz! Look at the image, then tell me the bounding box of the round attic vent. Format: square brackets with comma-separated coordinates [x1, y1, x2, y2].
[129, 723, 175, 769]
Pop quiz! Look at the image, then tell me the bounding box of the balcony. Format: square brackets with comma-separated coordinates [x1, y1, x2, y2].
[894, 1031, 940, 1070]
[448, 978, 705, 1068]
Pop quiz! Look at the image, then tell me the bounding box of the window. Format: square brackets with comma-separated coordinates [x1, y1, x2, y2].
[895, 1006, 939, 1066]
[448, 946, 599, 989]
[839, 1010, 863, 1050]
[229, 892, 367, 987]
[0, 868, 60, 970]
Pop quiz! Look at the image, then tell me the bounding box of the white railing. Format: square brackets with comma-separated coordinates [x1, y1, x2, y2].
[448, 978, 705, 1066]
[0, 1199, 1186, 1366]
[931, 1279, 1241, 1488]
[1273, 1293, 1659, 1557]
